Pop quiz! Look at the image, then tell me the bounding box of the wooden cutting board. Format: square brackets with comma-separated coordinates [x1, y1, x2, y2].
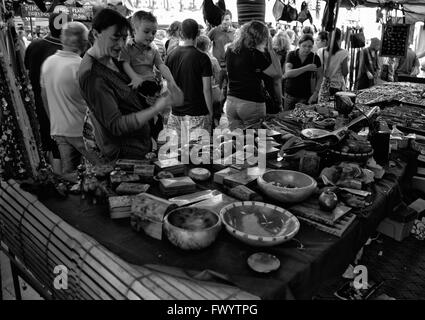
[290, 198, 352, 226]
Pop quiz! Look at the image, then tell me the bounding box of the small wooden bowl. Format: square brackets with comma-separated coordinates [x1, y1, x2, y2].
[164, 207, 221, 250]
[257, 170, 317, 203]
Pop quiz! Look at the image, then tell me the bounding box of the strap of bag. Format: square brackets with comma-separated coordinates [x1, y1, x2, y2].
[322, 50, 327, 74]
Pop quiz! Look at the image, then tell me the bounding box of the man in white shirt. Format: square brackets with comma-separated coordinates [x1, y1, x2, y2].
[40, 21, 99, 174]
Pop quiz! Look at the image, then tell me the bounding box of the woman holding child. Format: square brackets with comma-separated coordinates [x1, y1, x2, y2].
[79, 8, 182, 162]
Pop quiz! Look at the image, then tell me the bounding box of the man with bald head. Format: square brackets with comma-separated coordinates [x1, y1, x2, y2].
[41, 21, 100, 175]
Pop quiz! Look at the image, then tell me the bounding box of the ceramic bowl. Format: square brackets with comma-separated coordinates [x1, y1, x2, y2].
[220, 201, 300, 247]
[257, 170, 317, 203]
[164, 207, 221, 250]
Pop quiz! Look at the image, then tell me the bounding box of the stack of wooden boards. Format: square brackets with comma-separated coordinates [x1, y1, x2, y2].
[158, 176, 197, 197]
[107, 159, 156, 219]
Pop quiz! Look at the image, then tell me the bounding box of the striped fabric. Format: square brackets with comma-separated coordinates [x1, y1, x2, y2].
[237, 0, 266, 25]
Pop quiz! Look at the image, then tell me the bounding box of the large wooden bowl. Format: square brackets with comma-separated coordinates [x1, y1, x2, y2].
[164, 207, 221, 250]
[257, 170, 317, 203]
[220, 201, 300, 247]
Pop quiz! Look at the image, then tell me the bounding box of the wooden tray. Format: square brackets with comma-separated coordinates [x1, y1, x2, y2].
[296, 212, 357, 237]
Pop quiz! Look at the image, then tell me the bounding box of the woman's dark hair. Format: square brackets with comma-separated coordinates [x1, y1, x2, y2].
[167, 21, 182, 37]
[92, 8, 131, 34]
[326, 28, 342, 55]
[298, 34, 314, 46]
[181, 18, 199, 40]
[318, 31, 328, 42]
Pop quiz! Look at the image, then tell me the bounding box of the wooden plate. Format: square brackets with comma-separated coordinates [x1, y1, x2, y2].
[189, 168, 211, 181]
[247, 252, 280, 273]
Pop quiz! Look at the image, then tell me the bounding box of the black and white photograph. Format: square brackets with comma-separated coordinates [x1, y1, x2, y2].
[1, 0, 425, 310]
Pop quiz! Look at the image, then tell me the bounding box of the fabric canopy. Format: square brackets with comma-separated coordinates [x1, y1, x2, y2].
[337, 0, 425, 23]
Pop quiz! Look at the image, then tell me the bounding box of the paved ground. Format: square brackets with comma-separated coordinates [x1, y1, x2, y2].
[313, 233, 425, 300]
[1, 249, 43, 300]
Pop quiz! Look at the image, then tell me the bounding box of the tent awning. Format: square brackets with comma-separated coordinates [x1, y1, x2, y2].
[337, 0, 425, 24]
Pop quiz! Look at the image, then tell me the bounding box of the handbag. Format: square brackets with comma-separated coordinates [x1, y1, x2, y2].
[273, 0, 285, 21]
[82, 109, 104, 161]
[273, 0, 298, 22]
[297, 9, 312, 24]
[318, 76, 331, 103]
[350, 31, 365, 48]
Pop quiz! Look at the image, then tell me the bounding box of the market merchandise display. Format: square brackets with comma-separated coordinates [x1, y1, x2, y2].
[11, 75, 425, 258]
[2, 0, 425, 302]
[0, 28, 45, 180]
[16, 81, 424, 250]
[356, 82, 425, 106]
[0, 51, 29, 179]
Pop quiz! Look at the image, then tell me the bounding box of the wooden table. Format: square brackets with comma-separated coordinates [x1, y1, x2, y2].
[0, 153, 411, 300]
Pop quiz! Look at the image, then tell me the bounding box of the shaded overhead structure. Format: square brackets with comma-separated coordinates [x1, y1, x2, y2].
[336, 0, 425, 24]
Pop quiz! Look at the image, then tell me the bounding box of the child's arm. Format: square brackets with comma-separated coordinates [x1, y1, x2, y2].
[123, 62, 154, 89]
[154, 49, 177, 86]
[158, 64, 177, 86]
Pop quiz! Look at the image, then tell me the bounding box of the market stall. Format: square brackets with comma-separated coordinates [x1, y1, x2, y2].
[2, 83, 424, 299]
[2, 0, 425, 302]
